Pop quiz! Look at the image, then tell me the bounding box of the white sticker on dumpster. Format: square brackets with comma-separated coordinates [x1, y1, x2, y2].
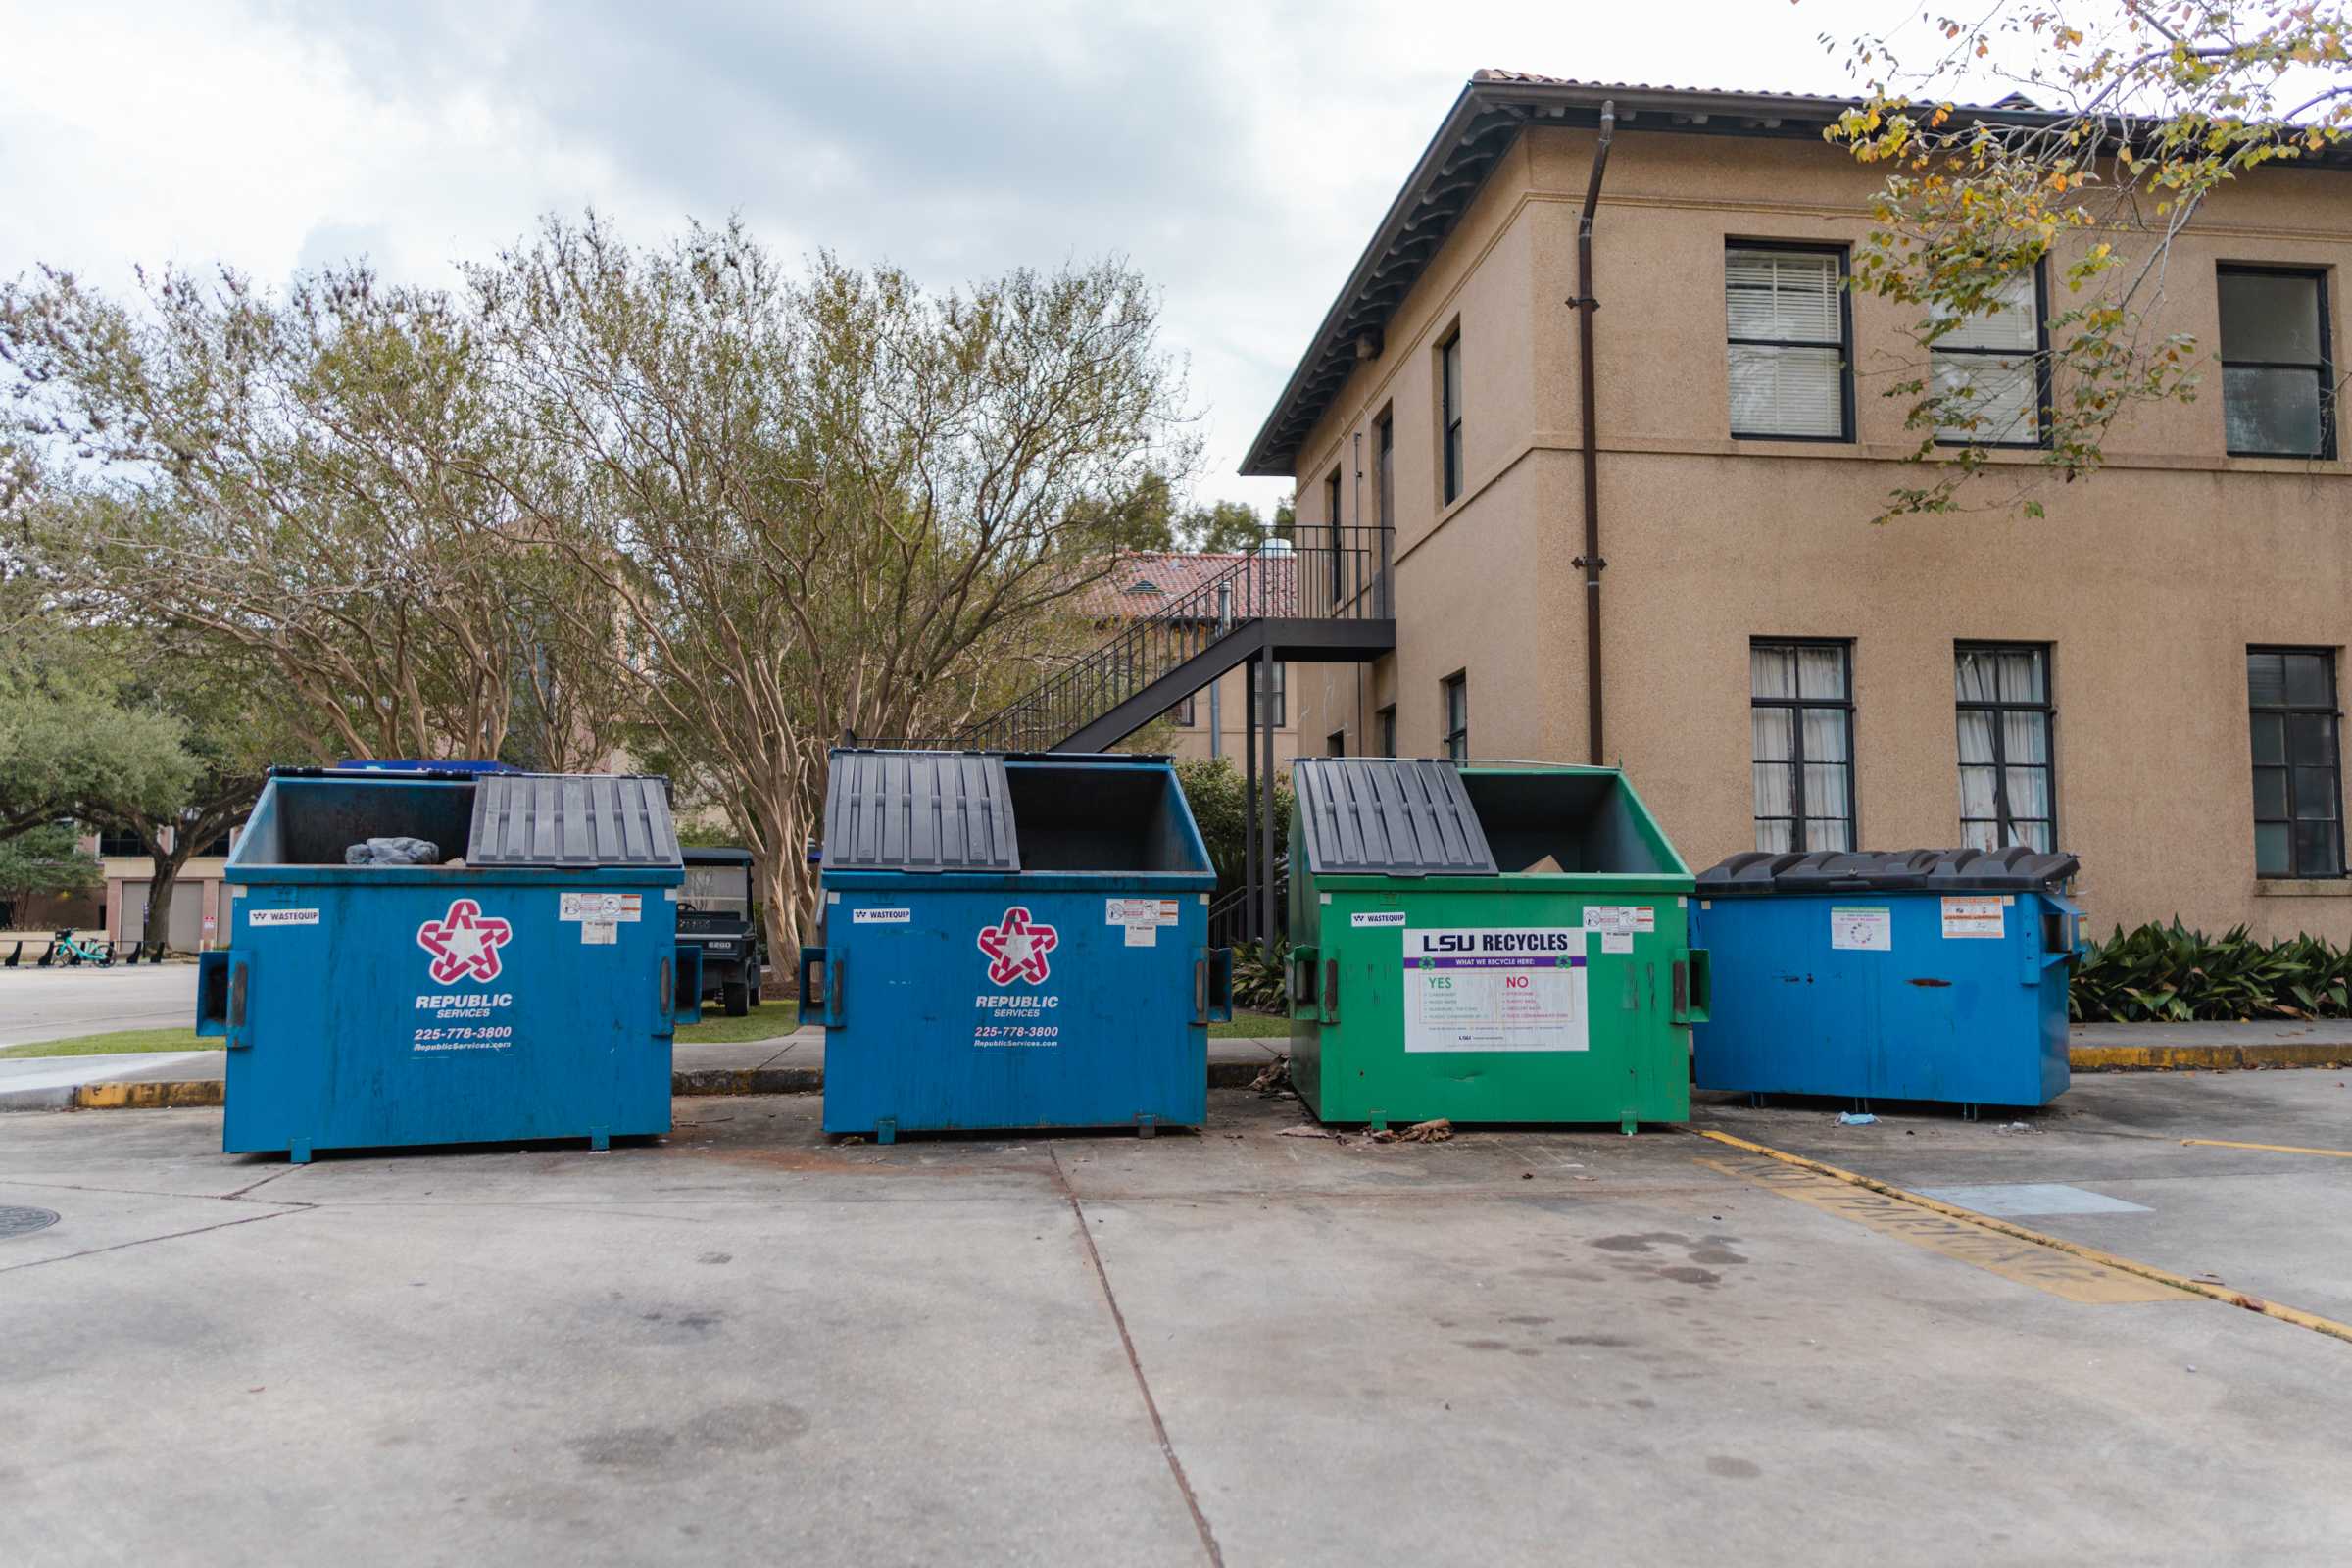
[580, 919, 617, 945]
[1831, 906, 1892, 952]
[1402, 927, 1589, 1053]
[248, 908, 320, 927]
[1106, 897, 1174, 948]
[1600, 931, 1634, 955]
[1350, 911, 1407, 928]
[1941, 897, 2005, 939]
[853, 907, 911, 924]
[559, 892, 641, 923]
[1582, 906, 1655, 936]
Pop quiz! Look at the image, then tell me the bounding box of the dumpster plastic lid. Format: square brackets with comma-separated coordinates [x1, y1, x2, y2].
[1924, 845, 2080, 890]
[466, 774, 681, 868]
[823, 750, 1019, 873]
[1696, 846, 2076, 894]
[1292, 758, 1498, 877]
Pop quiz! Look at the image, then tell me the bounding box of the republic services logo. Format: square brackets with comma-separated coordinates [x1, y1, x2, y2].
[976, 906, 1057, 986]
[417, 898, 514, 985]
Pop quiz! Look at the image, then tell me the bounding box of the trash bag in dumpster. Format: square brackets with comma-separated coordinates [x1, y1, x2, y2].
[1285, 758, 1705, 1133]
[1691, 846, 2082, 1109]
[200, 767, 705, 1162]
[344, 836, 443, 866]
[805, 749, 1229, 1141]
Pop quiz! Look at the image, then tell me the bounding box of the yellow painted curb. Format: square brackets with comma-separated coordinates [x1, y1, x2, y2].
[1692, 1126, 2352, 1348]
[73, 1080, 225, 1110]
[2069, 1043, 2350, 1071]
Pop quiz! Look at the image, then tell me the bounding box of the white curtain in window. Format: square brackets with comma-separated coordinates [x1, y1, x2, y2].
[1727, 251, 1840, 340]
[1931, 355, 2037, 441]
[1730, 347, 1843, 437]
[1728, 249, 1843, 438]
[1932, 273, 2037, 351]
[1751, 644, 1794, 700]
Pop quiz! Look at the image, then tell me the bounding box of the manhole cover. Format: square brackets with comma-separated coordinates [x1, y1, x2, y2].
[0, 1205, 61, 1240]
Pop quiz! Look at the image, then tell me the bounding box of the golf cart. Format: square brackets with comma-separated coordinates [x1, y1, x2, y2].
[680, 847, 764, 1015]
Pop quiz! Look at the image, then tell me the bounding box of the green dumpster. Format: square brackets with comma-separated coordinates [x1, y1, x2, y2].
[1285, 759, 1706, 1132]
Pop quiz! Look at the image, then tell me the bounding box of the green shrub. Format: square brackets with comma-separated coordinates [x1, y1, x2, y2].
[2070, 920, 2352, 1023]
[1231, 937, 1290, 1013]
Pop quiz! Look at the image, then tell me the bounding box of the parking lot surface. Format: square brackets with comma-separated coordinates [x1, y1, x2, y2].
[4, 1071, 2348, 1565]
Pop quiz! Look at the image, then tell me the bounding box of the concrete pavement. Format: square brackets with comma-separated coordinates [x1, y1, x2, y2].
[0, 962, 196, 1048]
[3, 1073, 2349, 1564]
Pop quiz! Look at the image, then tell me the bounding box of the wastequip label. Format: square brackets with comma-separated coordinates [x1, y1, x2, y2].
[1401, 927, 1589, 1054]
[413, 899, 517, 1052]
[973, 906, 1061, 1048]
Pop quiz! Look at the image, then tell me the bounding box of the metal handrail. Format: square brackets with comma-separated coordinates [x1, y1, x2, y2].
[951, 523, 1394, 754]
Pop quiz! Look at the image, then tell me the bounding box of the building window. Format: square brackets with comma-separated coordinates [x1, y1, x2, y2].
[2249, 647, 2344, 878]
[1257, 660, 1286, 728]
[1441, 673, 1468, 760]
[1324, 466, 1345, 611]
[2220, 268, 2334, 459]
[1750, 640, 1854, 852]
[1932, 267, 2047, 448]
[1327, 729, 1347, 758]
[1374, 409, 1394, 612]
[1440, 329, 1464, 504]
[1726, 244, 1851, 441]
[1166, 692, 1196, 727]
[95, 827, 145, 858]
[1955, 645, 2055, 852]
[1377, 705, 1396, 759]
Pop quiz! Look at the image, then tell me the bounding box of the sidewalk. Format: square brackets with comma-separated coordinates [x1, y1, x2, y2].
[6, 1021, 2342, 1115]
[0, 1027, 1289, 1112]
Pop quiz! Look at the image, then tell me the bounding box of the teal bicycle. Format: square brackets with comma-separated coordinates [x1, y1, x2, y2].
[47, 929, 115, 968]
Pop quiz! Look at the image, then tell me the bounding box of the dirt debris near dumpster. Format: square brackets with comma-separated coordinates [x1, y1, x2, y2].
[1250, 1056, 1293, 1094]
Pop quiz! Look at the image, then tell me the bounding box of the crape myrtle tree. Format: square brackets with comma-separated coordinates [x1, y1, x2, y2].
[0, 267, 623, 768]
[1820, 0, 2352, 518]
[468, 217, 1197, 961]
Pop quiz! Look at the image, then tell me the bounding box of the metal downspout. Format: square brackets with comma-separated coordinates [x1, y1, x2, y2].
[1569, 102, 1615, 765]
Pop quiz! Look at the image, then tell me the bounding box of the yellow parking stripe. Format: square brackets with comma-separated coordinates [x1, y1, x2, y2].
[1694, 1127, 2352, 1347]
[1695, 1154, 2184, 1303]
[2180, 1138, 2352, 1160]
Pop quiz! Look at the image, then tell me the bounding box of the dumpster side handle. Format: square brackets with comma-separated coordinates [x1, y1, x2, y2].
[1287, 945, 1319, 1019]
[672, 945, 704, 1025]
[195, 950, 255, 1050]
[1322, 958, 1340, 1025]
[1195, 948, 1236, 1025]
[799, 946, 844, 1027]
[1672, 948, 1711, 1026]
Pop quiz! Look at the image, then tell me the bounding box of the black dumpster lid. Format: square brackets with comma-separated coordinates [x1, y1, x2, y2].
[1292, 758, 1498, 877]
[466, 774, 681, 868]
[1923, 846, 2081, 890]
[1696, 846, 2076, 894]
[823, 750, 1019, 873]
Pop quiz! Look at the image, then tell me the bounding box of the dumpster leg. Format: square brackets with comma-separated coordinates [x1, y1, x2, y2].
[591, 1126, 611, 1152]
[1620, 1113, 1637, 1138]
[289, 1139, 312, 1166]
[1368, 1115, 1388, 1134]
[1136, 1114, 1155, 1140]
[876, 1118, 896, 1146]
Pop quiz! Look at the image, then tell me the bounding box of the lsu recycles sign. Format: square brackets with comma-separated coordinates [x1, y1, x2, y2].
[1401, 926, 1589, 1054]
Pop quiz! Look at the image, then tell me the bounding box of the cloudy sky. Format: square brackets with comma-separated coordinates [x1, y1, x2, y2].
[1, 0, 1923, 511]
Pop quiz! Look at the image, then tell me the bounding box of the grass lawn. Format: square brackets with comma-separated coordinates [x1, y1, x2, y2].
[4, 1003, 1290, 1057]
[0, 1027, 211, 1059]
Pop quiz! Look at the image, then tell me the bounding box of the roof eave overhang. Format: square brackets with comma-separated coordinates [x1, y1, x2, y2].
[1238, 76, 2347, 477]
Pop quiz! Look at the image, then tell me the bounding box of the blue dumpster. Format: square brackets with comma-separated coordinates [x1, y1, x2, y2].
[805, 750, 1230, 1140]
[200, 768, 702, 1161]
[1691, 847, 2082, 1109]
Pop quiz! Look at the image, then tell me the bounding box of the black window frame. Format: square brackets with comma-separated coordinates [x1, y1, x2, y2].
[1327, 729, 1347, 758]
[1440, 671, 1468, 760]
[95, 826, 145, 858]
[1725, 240, 1856, 444]
[1259, 660, 1286, 729]
[1954, 642, 2057, 851]
[1931, 262, 2053, 451]
[2219, 265, 2336, 461]
[2248, 645, 2345, 879]
[1439, 328, 1464, 504]
[1166, 691, 1196, 727]
[1376, 704, 1397, 759]
[1749, 638, 1857, 852]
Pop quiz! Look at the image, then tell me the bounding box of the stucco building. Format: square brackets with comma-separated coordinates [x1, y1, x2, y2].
[1248, 73, 2352, 942]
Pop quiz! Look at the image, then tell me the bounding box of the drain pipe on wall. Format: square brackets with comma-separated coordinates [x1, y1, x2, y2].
[1568, 101, 1615, 766]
